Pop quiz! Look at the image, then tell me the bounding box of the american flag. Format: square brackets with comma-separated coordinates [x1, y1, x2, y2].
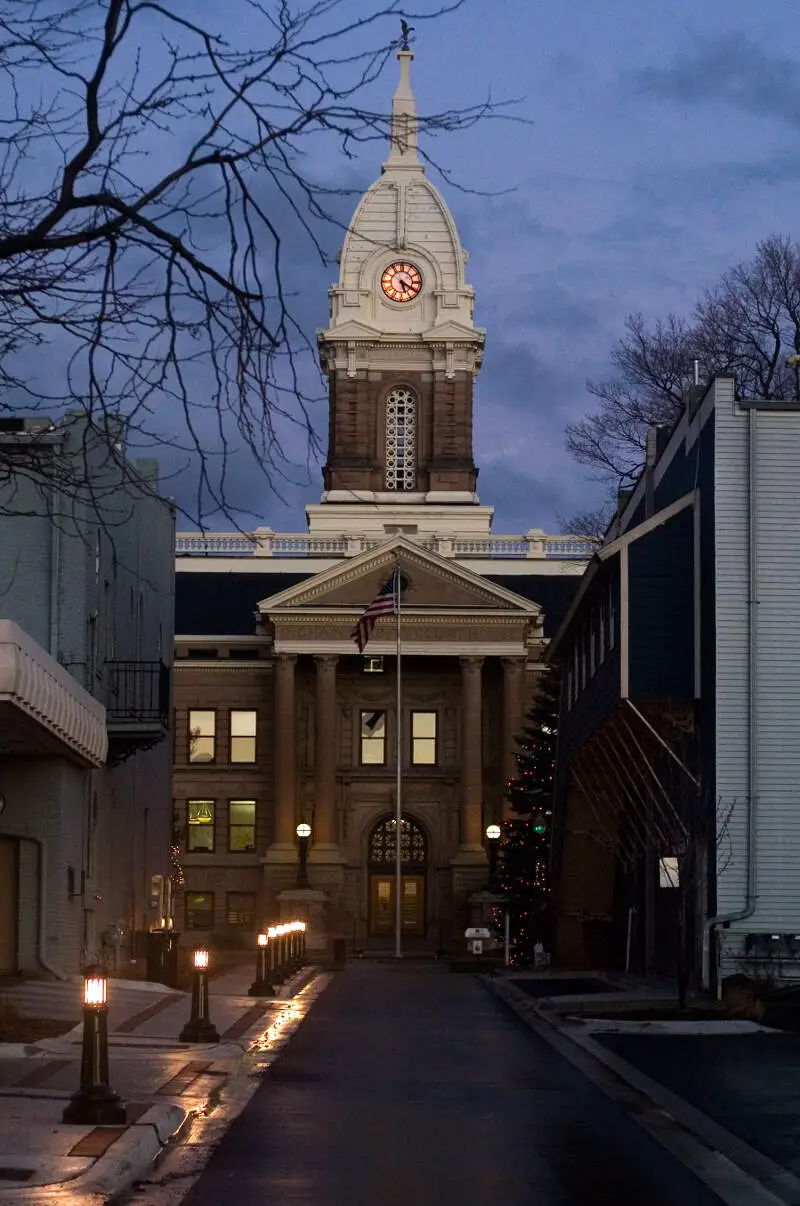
[351, 568, 403, 653]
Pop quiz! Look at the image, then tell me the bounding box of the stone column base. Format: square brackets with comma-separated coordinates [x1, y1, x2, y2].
[278, 888, 330, 958]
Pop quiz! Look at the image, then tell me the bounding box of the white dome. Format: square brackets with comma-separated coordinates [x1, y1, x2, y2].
[322, 51, 478, 340]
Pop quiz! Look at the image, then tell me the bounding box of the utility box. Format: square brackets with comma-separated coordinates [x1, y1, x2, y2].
[465, 926, 492, 956]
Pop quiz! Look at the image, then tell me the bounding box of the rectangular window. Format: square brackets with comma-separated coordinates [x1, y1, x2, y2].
[188, 709, 216, 763]
[607, 586, 617, 651]
[572, 644, 579, 699]
[363, 656, 384, 674]
[229, 800, 256, 852]
[230, 710, 257, 763]
[186, 800, 215, 851]
[589, 609, 598, 676]
[226, 892, 256, 928]
[360, 710, 386, 765]
[185, 891, 215, 930]
[411, 711, 437, 765]
[598, 599, 608, 663]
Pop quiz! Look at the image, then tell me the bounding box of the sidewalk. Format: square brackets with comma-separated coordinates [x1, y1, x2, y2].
[487, 971, 800, 1206]
[0, 962, 324, 1204]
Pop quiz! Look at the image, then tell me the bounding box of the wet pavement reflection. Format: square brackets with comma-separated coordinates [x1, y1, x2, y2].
[181, 963, 723, 1206]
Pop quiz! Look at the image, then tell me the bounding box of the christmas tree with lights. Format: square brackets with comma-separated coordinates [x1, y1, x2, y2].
[497, 664, 561, 965]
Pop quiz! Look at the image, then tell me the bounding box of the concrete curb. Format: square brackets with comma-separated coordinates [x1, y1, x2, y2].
[483, 974, 800, 1206]
[0, 1104, 190, 1206]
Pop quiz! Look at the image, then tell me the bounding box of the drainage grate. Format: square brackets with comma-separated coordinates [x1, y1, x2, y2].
[0, 1168, 33, 1182]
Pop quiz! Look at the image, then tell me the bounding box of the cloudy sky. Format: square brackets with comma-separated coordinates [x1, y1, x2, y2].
[232, 0, 800, 535]
[11, 1, 800, 534]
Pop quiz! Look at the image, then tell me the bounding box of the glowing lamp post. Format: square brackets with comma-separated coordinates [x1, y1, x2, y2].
[485, 823, 501, 889]
[296, 822, 311, 887]
[62, 967, 127, 1125]
[249, 931, 272, 997]
[179, 947, 220, 1043]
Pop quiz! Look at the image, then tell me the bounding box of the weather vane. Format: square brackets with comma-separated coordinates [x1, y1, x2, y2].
[400, 18, 415, 50]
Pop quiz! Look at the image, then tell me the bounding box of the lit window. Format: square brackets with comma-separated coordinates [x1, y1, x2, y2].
[187, 800, 215, 851]
[361, 710, 386, 764]
[226, 892, 256, 928]
[411, 711, 437, 765]
[185, 891, 215, 930]
[230, 710, 257, 762]
[363, 656, 385, 674]
[188, 710, 215, 763]
[385, 387, 416, 491]
[229, 800, 256, 852]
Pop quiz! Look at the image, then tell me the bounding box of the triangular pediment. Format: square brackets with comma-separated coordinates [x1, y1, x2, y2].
[422, 320, 486, 343]
[258, 537, 541, 616]
[317, 319, 381, 342]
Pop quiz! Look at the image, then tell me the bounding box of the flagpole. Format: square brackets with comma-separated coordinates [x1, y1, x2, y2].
[395, 563, 402, 960]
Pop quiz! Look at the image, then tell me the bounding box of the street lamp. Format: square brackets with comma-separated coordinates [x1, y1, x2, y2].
[179, 947, 220, 1043]
[485, 823, 501, 888]
[63, 967, 127, 1125]
[296, 821, 311, 887]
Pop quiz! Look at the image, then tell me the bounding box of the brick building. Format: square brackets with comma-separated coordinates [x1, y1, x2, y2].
[172, 49, 591, 955]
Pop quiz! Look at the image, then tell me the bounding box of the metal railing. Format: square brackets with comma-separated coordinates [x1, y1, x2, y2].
[106, 660, 169, 725]
[175, 529, 597, 561]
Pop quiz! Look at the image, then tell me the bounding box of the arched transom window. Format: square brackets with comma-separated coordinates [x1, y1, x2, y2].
[385, 387, 417, 491]
[368, 815, 427, 867]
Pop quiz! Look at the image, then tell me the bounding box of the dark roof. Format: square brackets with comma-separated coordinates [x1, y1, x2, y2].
[486, 575, 582, 637]
[175, 572, 313, 636]
[176, 568, 583, 639]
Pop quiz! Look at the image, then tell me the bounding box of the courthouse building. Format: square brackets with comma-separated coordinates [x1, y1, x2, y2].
[173, 49, 591, 954]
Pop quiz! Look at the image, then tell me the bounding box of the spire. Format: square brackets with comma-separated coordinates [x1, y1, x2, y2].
[383, 50, 423, 173]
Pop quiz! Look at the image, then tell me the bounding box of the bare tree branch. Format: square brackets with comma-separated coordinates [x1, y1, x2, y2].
[566, 236, 800, 492]
[0, 0, 505, 525]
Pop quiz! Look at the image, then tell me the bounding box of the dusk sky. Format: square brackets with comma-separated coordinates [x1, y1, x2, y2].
[232, 0, 800, 536]
[11, 1, 799, 535]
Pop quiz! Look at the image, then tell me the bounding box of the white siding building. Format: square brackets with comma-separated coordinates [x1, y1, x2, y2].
[0, 415, 175, 977]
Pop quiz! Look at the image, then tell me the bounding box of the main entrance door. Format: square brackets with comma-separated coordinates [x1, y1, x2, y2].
[370, 874, 425, 935]
[367, 816, 427, 937]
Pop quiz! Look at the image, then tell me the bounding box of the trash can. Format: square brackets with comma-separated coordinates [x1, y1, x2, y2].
[146, 930, 181, 987]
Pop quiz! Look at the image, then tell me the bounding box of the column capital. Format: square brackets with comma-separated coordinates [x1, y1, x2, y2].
[314, 654, 339, 670]
[459, 655, 484, 670]
[276, 652, 297, 666]
[501, 656, 526, 670]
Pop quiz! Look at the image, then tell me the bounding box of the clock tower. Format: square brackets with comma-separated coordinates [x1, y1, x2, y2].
[311, 47, 491, 541]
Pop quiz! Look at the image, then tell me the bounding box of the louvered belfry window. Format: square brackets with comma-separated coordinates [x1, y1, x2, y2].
[385, 387, 417, 490]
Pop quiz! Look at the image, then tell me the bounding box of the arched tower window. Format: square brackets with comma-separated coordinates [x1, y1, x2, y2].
[385, 387, 417, 491]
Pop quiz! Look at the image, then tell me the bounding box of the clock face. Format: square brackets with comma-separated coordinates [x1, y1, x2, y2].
[381, 262, 422, 303]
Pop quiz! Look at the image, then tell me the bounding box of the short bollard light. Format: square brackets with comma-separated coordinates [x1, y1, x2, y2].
[179, 947, 220, 1043]
[63, 967, 127, 1125]
[249, 931, 272, 997]
[299, 920, 307, 961]
[267, 925, 281, 984]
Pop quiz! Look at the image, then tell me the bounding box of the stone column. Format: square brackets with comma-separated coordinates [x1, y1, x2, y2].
[458, 656, 485, 852]
[271, 654, 297, 852]
[502, 657, 526, 819]
[313, 656, 339, 850]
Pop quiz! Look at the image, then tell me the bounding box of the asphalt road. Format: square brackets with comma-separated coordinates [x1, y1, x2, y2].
[180, 963, 723, 1206]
